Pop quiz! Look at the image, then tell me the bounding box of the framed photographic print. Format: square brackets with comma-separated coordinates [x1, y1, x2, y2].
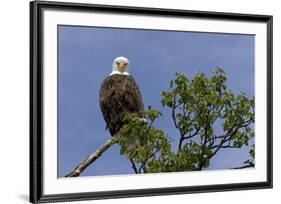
[30, 0, 273, 203]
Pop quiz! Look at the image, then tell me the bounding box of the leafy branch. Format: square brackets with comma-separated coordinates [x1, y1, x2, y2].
[159, 69, 255, 171]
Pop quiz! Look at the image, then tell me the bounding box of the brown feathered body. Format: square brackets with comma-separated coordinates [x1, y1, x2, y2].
[99, 74, 144, 136]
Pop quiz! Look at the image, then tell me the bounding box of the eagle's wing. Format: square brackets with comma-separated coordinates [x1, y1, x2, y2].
[123, 76, 144, 115]
[99, 76, 113, 131]
[99, 75, 144, 136]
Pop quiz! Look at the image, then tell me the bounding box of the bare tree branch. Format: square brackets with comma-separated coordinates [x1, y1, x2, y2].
[211, 144, 236, 149]
[65, 136, 118, 177]
[214, 119, 253, 139]
[130, 158, 138, 174]
[138, 149, 159, 173]
[183, 128, 200, 140]
[171, 99, 180, 130]
[232, 162, 255, 169]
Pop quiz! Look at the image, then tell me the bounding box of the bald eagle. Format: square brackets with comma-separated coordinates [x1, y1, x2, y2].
[99, 56, 144, 136]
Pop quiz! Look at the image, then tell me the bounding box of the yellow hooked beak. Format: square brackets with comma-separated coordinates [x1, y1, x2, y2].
[118, 62, 127, 72]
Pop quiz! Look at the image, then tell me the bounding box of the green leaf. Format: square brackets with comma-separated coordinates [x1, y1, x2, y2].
[170, 80, 174, 88]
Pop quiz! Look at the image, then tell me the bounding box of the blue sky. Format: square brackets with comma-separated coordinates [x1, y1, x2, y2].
[58, 25, 254, 177]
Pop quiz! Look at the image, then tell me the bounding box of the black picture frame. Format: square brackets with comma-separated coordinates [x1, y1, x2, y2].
[30, 1, 273, 203]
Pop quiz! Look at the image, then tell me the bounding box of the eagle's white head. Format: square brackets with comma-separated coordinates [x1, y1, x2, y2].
[110, 56, 130, 76]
